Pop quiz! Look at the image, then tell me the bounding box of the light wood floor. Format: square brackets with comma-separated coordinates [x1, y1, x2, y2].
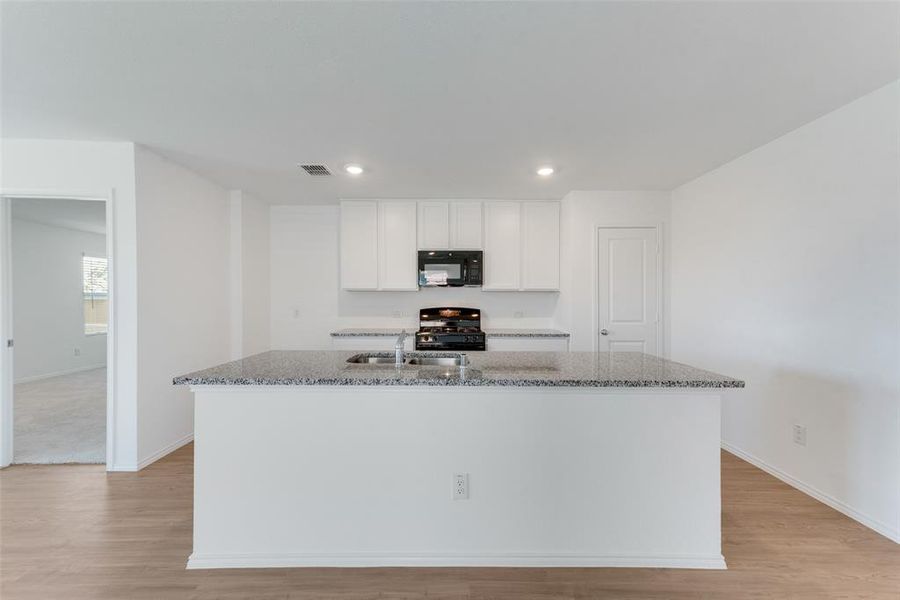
[1, 446, 898, 599]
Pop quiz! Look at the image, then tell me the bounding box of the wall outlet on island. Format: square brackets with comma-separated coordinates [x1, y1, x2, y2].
[74, 348, 81, 357]
[792, 424, 807, 447]
[453, 472, 469, 500]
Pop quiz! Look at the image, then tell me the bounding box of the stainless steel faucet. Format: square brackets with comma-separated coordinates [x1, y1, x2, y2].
[395, 330, 408, 365]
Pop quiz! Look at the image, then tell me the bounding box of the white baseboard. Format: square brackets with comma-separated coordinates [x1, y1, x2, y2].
[722, 441, 900, 544]
[15, 363, 106, 384]
[129, 433, 193, 471]
[187, 552, 727, 570]
[106, 462, 138, 472]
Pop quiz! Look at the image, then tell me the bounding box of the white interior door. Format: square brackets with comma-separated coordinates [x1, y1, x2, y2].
[597, 227, 659, 354]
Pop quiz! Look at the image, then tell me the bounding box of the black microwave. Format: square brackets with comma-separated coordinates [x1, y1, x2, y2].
[418, 250, 483, 287]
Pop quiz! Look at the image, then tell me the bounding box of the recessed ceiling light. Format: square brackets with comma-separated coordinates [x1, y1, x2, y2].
[536, 166, 554, 176]
[345, 164, 364, 175]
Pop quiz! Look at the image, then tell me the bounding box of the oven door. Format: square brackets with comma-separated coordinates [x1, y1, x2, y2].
[418, 252, 466, 287]
[416, 332, 486, 351]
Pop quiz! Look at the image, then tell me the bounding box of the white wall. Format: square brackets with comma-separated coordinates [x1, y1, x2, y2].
[670, 81, 900, 542]
[134, 146, 232, 466]
[11, 217, 106, 381]
[0, 139, 138, 469]
[229, 190, 270, 358]
[556, 191, 672, 352]
[269, 205, 560, 350]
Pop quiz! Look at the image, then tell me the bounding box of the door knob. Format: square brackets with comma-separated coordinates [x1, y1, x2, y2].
[600, 329, 609, 336]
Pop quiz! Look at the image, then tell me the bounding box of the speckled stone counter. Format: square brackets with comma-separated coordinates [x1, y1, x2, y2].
[330, 328, 570, 338]
[483, 329, 569, 338]
[174, 350, 743, 388]
[329, 328, 408, 337]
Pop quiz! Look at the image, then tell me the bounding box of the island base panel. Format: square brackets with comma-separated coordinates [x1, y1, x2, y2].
[189, 386, 724, 569]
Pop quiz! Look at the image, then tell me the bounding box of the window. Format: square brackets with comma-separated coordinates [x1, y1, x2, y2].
[83, 255, 108, 335]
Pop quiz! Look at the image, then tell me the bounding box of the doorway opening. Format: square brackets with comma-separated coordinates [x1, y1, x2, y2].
[5, 197, 109, 464]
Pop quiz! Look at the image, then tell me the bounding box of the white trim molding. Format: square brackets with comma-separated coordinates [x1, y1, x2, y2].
[0, 189, 117, 470]
[0, 198, 13, 467]
[722, 442, 900, 544]
[187, 552, 727, 570]
[108, 433, 193, 472]
[14, 363, 106, 385]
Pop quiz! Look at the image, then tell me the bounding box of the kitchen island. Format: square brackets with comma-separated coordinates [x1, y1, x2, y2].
[175, 351, 743, 570]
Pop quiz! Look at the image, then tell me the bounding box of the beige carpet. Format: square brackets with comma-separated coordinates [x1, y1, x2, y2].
[14, 367, 106, 464]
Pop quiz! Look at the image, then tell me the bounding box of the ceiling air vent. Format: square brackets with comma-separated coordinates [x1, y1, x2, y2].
[299, 164, 332, 176]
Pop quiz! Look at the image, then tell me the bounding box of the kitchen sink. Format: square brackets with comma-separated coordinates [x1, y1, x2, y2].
[406, 356, 469, 367]
[345, 353, 469, 367]
[345, 355, 400, 365]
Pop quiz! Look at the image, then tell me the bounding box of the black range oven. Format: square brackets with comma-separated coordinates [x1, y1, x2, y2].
[418, 250, 482, 287]
[415, 306, 486, 351]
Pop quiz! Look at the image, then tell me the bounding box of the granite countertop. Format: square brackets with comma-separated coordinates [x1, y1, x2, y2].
[173, 350, 744, 389]
[330, 328, 570, 338]
[483, 329, 569, 338]
[330, 328, 410, 337]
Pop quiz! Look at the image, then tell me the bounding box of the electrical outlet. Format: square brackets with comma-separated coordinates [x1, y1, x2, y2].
[453, 472, 469, 500]
[74, 348, 81, 357]
[292, 308, 300, 319]
[391, 310, 403, 318]
[513, 311, 524, 319]
[792, 424, 807, 447]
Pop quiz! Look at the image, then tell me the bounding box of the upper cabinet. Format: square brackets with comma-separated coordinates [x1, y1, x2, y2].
[340, 201, 417, 291]
[340, 201, 379, 290]
[417, 201, 483, 250]
[483, 202, 522, 290]
[483, 201, 560, 292]
[341, 199, 558, 292]
[378, 201, 418, 290]
[449, 201, 483, 249]
[521, 202, 561, 291]
[417, 202, 450, 249]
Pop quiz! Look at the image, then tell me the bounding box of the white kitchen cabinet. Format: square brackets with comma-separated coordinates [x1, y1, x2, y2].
[377, 201, 418, 290]
[341, 201, 417, 291]
[417, 201, 483, 250]
[449, 201, 483, 249]
[483, 201, 560, 292]
[417, 201, 450, 249]
[482, 201, 522, 290]
[343, 199, 557, 292]
[340, 201, 379, 290]
[521, 202, 560, 290]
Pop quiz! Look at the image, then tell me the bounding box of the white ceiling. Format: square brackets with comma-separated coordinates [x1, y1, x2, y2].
[11, 198, 106, 235]
[2, 2, 898, 205]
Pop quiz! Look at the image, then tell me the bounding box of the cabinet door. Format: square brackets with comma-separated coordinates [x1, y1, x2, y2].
[521, 202, 560, 290]
[417, 201, 450, 249]
[340, 201, 378, 290]
[378, 201, 418, 290]
[482, 201, 521, 290]
[449, 201, 483, 249]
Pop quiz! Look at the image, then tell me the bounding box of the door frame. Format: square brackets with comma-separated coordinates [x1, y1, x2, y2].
[0, 189, 117, 468]
[593, 224, 665, 355]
